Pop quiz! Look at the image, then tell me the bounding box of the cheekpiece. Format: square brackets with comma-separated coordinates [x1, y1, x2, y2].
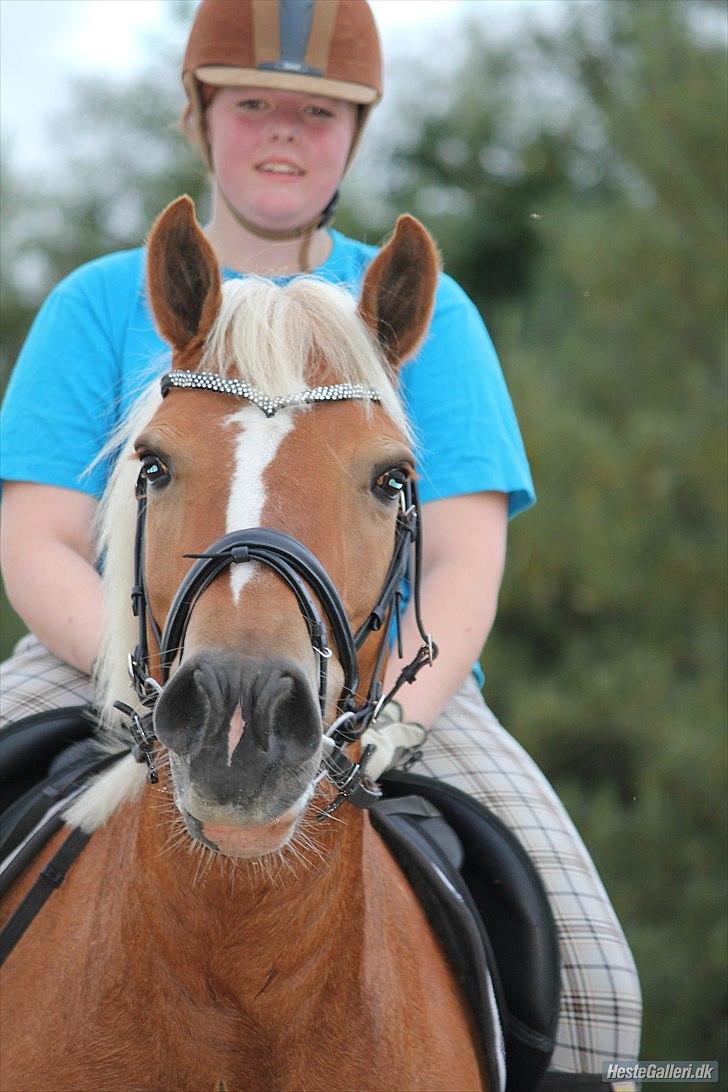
[160, 371, 381, 417]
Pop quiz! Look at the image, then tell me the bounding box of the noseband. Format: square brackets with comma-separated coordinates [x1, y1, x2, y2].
[119, 371, 436, 816]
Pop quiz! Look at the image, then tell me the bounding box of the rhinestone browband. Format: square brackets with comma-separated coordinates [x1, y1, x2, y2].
[160, 371, 381, 418]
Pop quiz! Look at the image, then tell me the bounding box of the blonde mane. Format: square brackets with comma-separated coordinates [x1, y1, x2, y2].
[66, 275, 411, 831]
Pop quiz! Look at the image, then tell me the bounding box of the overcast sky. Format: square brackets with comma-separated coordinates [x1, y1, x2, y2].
[1, 0, 557, 169]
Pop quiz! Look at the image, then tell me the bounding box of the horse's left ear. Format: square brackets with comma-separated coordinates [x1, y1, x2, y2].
[358, 215, 441, 369]
[146, 195, 222, 364]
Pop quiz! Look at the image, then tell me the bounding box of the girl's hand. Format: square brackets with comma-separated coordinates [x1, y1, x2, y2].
[360, 701, 427, 780]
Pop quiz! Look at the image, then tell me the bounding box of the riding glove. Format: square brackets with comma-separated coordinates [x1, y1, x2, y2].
[360, 701, 427, 781]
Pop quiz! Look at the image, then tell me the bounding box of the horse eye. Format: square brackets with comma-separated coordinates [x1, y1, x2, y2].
[137, 453, 170, 493]
[374, 467, 408, 502]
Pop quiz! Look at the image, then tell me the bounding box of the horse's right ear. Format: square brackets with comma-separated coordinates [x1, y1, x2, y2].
[146, 195, 222, 364]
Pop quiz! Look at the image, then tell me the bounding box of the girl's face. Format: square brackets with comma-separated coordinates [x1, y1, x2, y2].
[205, 87, 357, 232]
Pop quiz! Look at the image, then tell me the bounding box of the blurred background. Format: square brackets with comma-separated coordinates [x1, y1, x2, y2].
[1, 0, 726, 1070]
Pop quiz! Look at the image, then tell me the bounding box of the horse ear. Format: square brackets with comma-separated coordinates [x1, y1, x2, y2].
[358, 215, 441, 369]
[146, 195, 222, 363]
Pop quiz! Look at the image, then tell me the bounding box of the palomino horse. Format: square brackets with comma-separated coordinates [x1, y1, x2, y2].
[0, 199, 486, 1091]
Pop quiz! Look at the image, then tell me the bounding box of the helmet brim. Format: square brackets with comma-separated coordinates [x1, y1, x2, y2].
[195, 65, 379, 105]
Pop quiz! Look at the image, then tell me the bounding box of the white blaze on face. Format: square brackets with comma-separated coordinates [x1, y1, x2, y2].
[227, 705, 246, 766]
[226, 405, 295, 603]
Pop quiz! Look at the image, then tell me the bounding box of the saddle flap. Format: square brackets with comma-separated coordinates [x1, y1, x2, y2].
[372, 794, 464, 869]
[371, 796, 507, 1092]
[380, 770, 561, 1092]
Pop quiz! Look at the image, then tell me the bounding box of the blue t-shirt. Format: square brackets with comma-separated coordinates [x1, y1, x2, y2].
[1, 229, 535, 516]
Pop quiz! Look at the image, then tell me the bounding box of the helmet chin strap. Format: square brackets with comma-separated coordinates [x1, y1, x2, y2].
[217, 184, 340, 273]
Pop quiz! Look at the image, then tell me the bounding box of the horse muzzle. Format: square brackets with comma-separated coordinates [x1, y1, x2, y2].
[153, 650, 322, 843]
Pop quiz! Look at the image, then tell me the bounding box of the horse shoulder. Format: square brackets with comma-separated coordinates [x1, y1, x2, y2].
[0, 806, 144, 1090]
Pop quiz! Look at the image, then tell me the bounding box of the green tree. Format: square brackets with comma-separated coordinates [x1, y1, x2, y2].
[488, 0, 726, 1061]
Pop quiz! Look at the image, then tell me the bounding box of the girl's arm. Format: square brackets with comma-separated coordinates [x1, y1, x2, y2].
[382, 491, 508, 728]
[1, 482, 104, 676]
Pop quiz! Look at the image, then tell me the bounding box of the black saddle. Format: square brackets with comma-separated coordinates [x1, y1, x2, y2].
[0, 709, 560, 1092]
[0, 705, 98, 813]
[376, 771, 560, 1092]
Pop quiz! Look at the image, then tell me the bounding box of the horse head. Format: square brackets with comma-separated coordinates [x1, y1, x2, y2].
[108, 196, 439, 859]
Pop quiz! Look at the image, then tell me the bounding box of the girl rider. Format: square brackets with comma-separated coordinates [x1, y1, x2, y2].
[0, 1, 641, 1085]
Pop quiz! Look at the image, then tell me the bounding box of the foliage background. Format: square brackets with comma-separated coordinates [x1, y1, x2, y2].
[1, 0, 725, 1070]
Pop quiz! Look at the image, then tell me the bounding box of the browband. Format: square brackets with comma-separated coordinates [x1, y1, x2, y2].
[161, 371, 381, 418]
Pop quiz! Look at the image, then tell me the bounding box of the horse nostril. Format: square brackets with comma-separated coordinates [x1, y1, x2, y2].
[250, 675, 280, 753]
[153, 666, 213, 758]
[249, 673, 301, 754]
[250, 697, 272, 755]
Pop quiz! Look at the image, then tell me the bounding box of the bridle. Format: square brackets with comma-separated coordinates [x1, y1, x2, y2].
[117, 371, 437, 818]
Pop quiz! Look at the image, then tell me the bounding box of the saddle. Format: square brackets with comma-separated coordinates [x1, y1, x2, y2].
[0, 709, 560, 1092]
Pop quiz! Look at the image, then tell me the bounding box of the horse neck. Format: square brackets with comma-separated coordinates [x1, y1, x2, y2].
[123, 779, 373, 993]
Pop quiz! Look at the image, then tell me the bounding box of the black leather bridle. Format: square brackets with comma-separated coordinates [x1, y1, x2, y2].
[117, 372, 437, 817]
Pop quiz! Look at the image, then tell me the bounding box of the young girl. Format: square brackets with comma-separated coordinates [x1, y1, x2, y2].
[0, 1, 640, 1085]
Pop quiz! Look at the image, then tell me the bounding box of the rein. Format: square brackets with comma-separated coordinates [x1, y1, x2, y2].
[119, 371, 437, 817]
